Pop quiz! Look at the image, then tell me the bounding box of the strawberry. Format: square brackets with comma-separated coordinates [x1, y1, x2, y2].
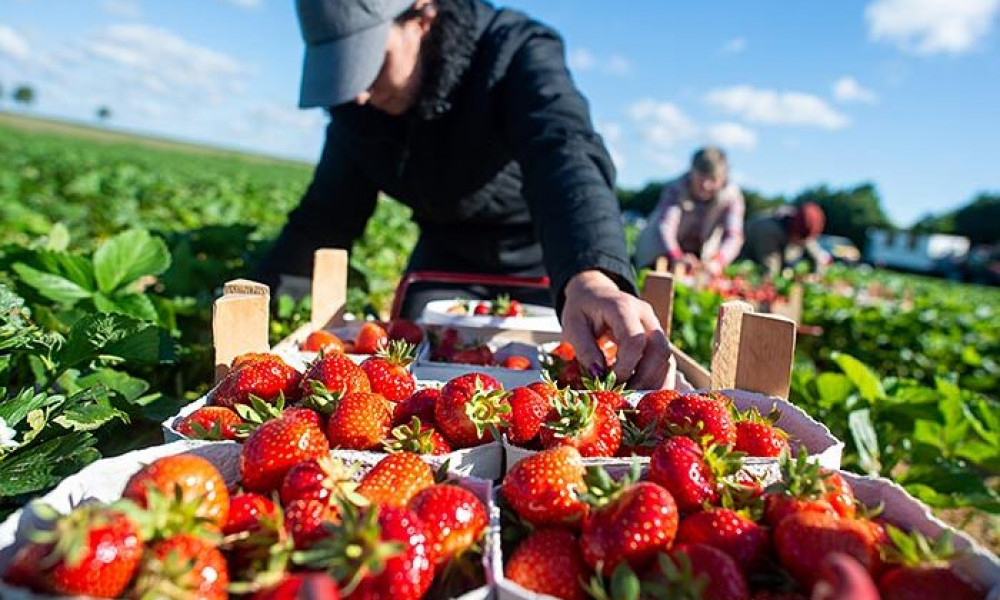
[300, 330, 344, 353]
[325, 391, 392, 450]
[538, 391, 622, 458]
[357, 452, 434, 508]
[408, 484, 487, 565]
[617, 419, 662, 457]
[662, 392, 737, 446]
[293, 503, 434, 600]
[386, 318, 424, 345]
[543, 342, 584, 389]
[176, 406, 241, 440]
[383, 417, 453, 455]
[283, 406, 324, 429]
[647, 436, 743, 513]
[501, 446, 588, 527]
[774, 511, 881, 589]
[550, 341, 576, 362]
[240, 415, 330, 493]
[450, 344, 494, 366]
[392, 387, 440, 426]
[131, 533, 229, 600]
[877, 527, 983, 600]
[675, 508, 770, 568]
[505, 386, 550, 446]
[430, 327, 460, 362]
[360, 340, 416, 402]
[578, 467, 679, 574]
[354, 321, 389, 354]
[3, 503, 142, 597]
[213, 353, 301, 409]
[493, 295, 525, 317]
[582, 372, 628, 410]
[647, 543, 750, 600]
[504, 528, 588, 600]
[123, 453, 230, 530]
[434, 373, 508, 448]
[735, 407, 790, 457]
[252, 572, 342, 600]
[223, 492, 278, 536]
[527, 378, 560, 404]
[764, 452, 856, 527]
[473, 302, 491, 315]
[502, 355, 533, 370]
[283, 496, 342, 550]
[299, 352, 371, 412]
[280, 455, 360, 506]
[635, 389, 681, 432]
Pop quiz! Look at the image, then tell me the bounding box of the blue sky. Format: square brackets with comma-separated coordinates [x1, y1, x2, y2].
[1, 0, 998, 226]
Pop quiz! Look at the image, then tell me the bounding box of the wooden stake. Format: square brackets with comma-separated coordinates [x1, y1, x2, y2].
[654, 256, 669, 273]
[734, 313, 797, 398]
[223, 278, 270, 297]
[213, 294, 269, 382]
[711, 301, 755, 390]
[311, 248, 348, 331]
[640, 272, 675, 337]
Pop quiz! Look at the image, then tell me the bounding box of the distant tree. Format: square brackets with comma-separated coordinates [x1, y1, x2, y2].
[618, 181, 667, 216]
[952, 194, 1000, 245]
[743, 188, 786, 218]
[13, 85, 35, 109]
[794, 183, 892, 251]
[96, 106, 112, 123]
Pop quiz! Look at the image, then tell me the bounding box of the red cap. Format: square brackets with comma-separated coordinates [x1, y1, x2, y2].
[792, 203, 825, 239]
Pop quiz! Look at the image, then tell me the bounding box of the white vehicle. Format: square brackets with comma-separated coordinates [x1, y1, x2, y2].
[865, 229, 969, 276]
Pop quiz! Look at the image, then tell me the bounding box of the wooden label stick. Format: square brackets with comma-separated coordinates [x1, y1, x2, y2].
[213, 294, 270, 382]
[711, 300, 755, 390]
[654, 256, 669, 273]
[734, 312, 797, 398]
[640, 272, 675, 337]
[311, 248, 349, 331]
[223, 278, 270, 297]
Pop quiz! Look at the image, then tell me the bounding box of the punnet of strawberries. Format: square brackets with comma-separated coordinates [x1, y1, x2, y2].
[445, 294, 527, 318]
[298, 318, 425, 355]
[425, 326, 535, 369]
[499, 446, 989, 600]
[2, 449, 491, 600]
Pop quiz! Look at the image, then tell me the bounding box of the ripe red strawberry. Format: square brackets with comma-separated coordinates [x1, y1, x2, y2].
[450, 344, 494, 366]
[283, 406, 324, 428]
[3, 504, 142, 597]
[502, 355, 533, 370]
[504, 528, 588, 600]
[300, 330, 344, 353]
[408, 484, 487, 565]
[386, 318, 424, 345]
[383, 417, 453, 455]
[357, 452, 434, 508]
[764, 452, 856, 527]
[223, 492, 278, 536]
[647, 543, 750, 600]
[354, 321, 389, 355]
[675, 508, 770, 568]
[635, 389, 681, 431]
[774, 511, 881, 589]
[648, 436, 743, 513]
[430, 327, 460, 362]
[240, 415, 330, 493]
[299, 352, 371, 411]
[735, 407, 790, 457]
[393, 387, 440, 426]
[538, 391, 622, 458]
[294, 503, 434, 600]
[283, 496, 341, 550]
[279, 455, 359, 506]
[122, 454, 230, 530]
[360, 340, 416, 402]
[579, 471, 679, 574]
[877, 527, 983, 600]
[213, 353, 301, 409]
[473, 302, 491, 315]
[176, 406, 241, 440]
[501, 446, 588, 527]
[527, 378, 560, 403]
[252, 573, 342, 600]
[131, 533, 229, 600]
[662, 392, 737, 446]
[543, 342, 584, 389]
[506, 386, 550, 446]
[325, 391, 392, 450]
[435, 372, 508, 448]
[582, 372, 628, 410]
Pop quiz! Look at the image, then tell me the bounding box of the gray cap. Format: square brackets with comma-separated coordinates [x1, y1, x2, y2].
[296, 0, 415, 108]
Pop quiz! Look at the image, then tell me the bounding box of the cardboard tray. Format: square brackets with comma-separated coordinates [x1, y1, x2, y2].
[0, 440, 499, 600]
[411, 340, 544, 390]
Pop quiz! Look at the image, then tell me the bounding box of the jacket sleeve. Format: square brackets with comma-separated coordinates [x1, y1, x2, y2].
[715, 188, 746, 265]
[253, 121, 378, 290]
[498, 27, 637, 313]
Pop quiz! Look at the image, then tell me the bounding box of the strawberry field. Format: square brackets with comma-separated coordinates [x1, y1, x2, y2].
[1, 115, 999, 590]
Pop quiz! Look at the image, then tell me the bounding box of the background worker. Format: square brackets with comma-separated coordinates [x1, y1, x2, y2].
[633, 146, 746, 275]
[741, 203, 831, 278]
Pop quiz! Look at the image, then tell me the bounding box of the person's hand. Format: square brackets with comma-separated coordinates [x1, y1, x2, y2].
[682, 253, 702, 271]
[561, 270, 674, 389]
[704, 256, 724, 276]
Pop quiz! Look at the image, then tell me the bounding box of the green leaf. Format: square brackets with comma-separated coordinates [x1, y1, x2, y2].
[912, 420, 946, 453]
[814, 373, 853, 408]
[92, 229, 171, 295]
[45, 223, 70, 251]
[848, 408, 882, 476]
[53, 404, 128, 432]
[832, 353, 886, 402]
[0, 432, 100, 498]
[0, 388, 51, 428]
[12, 263, 92, 304]
[56, 313, 163, 368]
[93, 292, 159, 322]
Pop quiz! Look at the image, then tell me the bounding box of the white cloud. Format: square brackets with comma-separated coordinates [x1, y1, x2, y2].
[705, 85, 850, 129]
[605, 55, 632, 76]
[628, 99, 699, 150]
[865, 0, 1000, 55]
[721, 37, 747, 54]
[101, 0, 142, 19]
[568, 48, 596, 71]
[568, 47, 632, 76]
[706, 122, 758, 150]
[832, 76, 879, 104]
[0, 24, 30, 62]
[596, 121, 626, 171]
